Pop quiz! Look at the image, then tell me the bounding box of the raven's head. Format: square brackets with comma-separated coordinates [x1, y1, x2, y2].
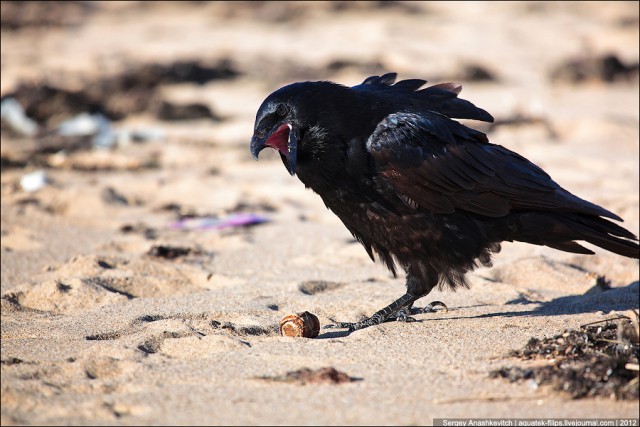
[250, 85, 301, 175]
[250, 81, 354, 176]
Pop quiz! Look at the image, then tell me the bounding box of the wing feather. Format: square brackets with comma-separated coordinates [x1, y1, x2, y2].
[354, 74, 494, 122]
[367, 112, 622, 220]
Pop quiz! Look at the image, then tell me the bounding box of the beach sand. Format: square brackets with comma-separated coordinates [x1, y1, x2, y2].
[1, 2, 639, 425]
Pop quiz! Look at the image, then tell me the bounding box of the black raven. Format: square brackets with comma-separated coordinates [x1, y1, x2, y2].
[250, 73, 640, 332]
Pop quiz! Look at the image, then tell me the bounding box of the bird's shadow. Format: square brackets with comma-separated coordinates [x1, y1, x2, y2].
[316, 281, 639, 337]
[455, 280, 639, 321]
[318, 329, 352, 339]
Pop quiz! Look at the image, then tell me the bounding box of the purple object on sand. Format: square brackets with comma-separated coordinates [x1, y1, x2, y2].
[169, 213, 269, 231]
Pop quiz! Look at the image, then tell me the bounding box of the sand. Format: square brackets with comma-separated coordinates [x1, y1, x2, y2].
[1, 2, 639, 425]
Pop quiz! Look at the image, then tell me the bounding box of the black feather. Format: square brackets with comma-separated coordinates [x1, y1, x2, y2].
[251, 73, 640, 331]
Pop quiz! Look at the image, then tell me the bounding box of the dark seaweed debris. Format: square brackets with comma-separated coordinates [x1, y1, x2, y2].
[491, 315, 639, 400]
[549, 53, 639, 83]
[298, 280, 345, 295]
[5, 60, 237, 125]
[0, 1, 94, 30]
[257, 367, 359, 385]
[147, 245, 194, 260]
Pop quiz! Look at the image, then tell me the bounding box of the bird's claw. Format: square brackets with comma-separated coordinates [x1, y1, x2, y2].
[323, 322, 358, 332]
[416, 300, 448, 314]
[324, 322, 352, 330]
[394, 314, 417, 323]
[392, 307, 416, 323]
[323, 314, 386, 331]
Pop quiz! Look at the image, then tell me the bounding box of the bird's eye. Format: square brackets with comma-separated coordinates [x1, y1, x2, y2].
[276, 104, 288, 116]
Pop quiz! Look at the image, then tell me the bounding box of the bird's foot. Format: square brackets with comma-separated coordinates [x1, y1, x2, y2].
[390, 307, 417, 323]
[324, 293, 419, 332]
[411, 300, 448, 314]
[324, 315, 383, 332]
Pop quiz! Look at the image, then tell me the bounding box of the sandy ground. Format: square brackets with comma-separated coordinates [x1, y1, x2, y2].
[1, 1, 639, 425]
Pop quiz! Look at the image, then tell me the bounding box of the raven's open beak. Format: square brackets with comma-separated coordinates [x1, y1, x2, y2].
[250, 134, 266, 160]
[250, 123, 298, 176]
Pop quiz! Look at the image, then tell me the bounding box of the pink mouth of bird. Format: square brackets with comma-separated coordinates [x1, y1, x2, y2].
[265, 123, 292, 157]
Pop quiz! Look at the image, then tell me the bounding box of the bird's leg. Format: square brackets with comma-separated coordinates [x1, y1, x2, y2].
[325, 292, 419, 332]
[325, 263, 444, 332]
[405, 262, 448, 315]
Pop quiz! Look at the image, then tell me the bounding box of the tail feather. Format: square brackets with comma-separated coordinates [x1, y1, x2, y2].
[513, 212, 639, 259]
[563, 215, 639, 258]
[544, 240, 595, 255]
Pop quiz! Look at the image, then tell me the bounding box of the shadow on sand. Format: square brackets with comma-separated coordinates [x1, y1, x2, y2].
[318, 281, 639, 338]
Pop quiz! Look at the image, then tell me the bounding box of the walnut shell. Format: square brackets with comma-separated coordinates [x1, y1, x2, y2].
[279, 311, 320, 338]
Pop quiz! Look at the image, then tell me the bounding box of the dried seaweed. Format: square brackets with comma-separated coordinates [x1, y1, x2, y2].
[257, 367, 359, 385]
[492, 313, 639, 400]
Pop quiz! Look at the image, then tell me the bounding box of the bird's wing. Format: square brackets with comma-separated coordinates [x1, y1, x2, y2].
[366, 112, 621, 220]
[353, 73, 494, 122]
